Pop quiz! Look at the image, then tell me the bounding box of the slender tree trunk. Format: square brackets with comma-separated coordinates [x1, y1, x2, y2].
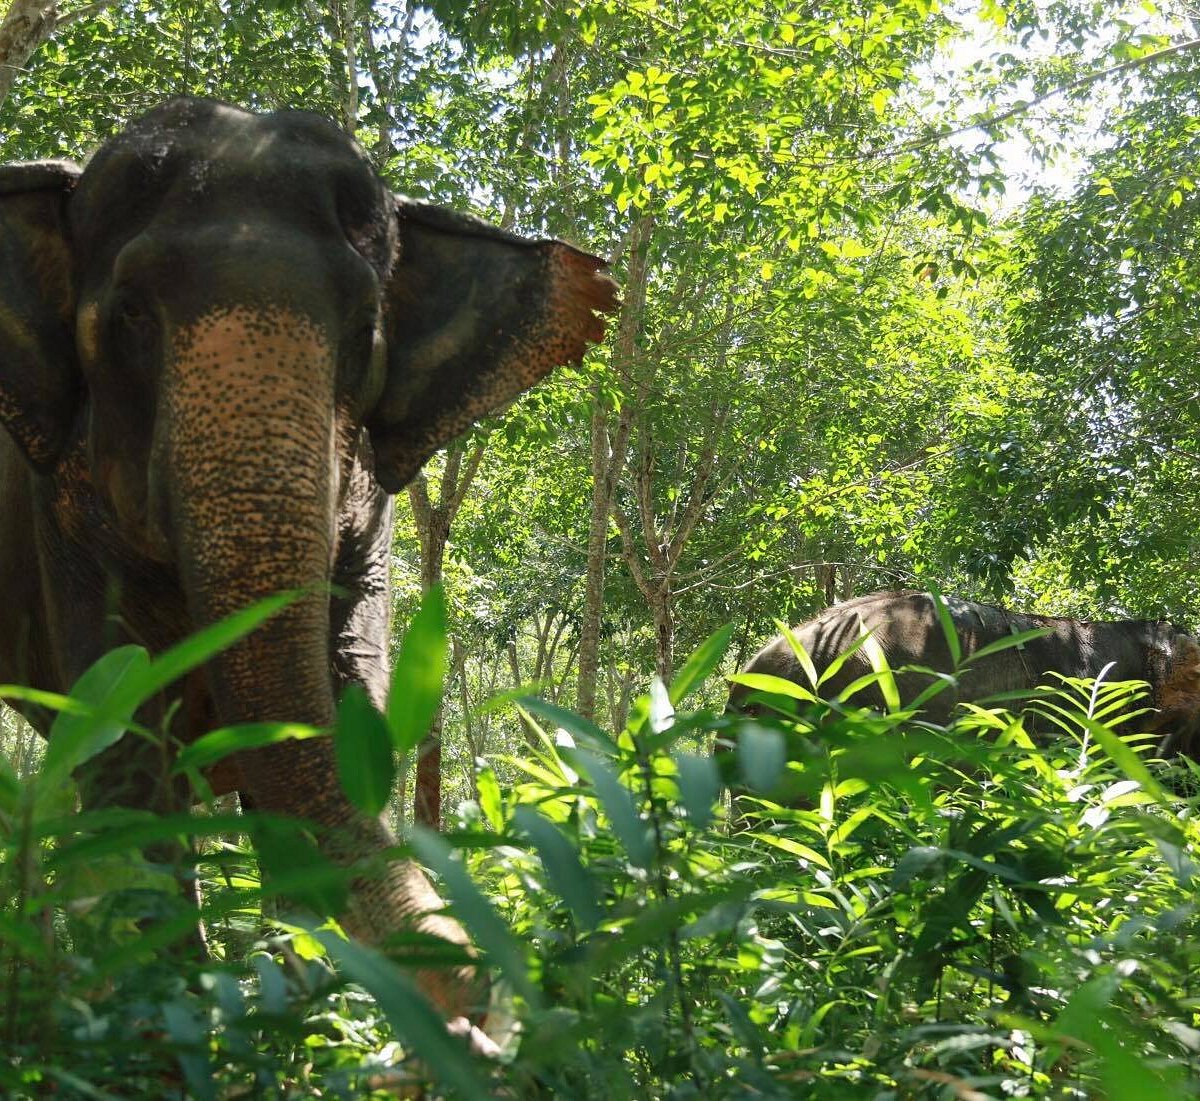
[649, 590, 674, 683]
[576, 394, 613, 720]
[576, 214, 654, 717]
[819, 563, 836, 608]
[335, 0, 358, 133]
[411, 521, 447, 829]
[613, 396, 724, 686]
[604, 654, 637, 732]
[506, 639, 522, 691]
[405, 441, 485, 829]
[451, 636, 487, 802]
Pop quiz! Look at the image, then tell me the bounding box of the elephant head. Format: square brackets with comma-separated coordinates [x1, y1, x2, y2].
[0, 98, 616, 1018]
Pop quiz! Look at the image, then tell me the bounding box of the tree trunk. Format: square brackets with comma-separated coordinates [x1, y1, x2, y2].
[818, 563, 836, 608]
[412, 531, 445, 830]
[576, 214, 653, 717]
[0, 0, 49, 107]
[576, 392, 613, 720]
[650, 589, 674, 684]
[405, 442, 485, 829]
[0, 0, 106, 109]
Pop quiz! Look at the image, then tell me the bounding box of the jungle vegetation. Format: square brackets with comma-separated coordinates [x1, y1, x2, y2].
[1, 0, 1198, 1096]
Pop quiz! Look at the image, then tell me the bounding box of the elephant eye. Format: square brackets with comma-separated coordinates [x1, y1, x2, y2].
[111, 294, 161, 366]
[117, 299, 154, 330]
[341, 319, 385, 409]
[342, 321, 379, 373]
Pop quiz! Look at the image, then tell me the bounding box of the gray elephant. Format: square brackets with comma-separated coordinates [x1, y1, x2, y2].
[0, 98, 617, 1020]
[728, 590, 1200, 756]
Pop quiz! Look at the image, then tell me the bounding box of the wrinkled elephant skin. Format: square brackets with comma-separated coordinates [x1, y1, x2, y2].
[728, 590, 1200, 757]
[0, 98, 618, 1020]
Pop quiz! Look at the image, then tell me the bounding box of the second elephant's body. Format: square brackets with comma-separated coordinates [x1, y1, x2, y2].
[730, 590, 1200, 754]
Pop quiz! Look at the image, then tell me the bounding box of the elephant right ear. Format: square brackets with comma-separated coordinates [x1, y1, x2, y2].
[0, 160, 81, 469]
[369, 197, 619, 493]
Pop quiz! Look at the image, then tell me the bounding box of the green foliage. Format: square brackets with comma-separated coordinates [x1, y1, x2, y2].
[2, 0, 1199, 1093]
[454, 630, 1200, 1096]
[336, 684, 395, 816]
[3, 614, 1200, 1097]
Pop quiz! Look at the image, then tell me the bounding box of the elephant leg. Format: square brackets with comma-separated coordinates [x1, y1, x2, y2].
[241, 734, 485, 1020]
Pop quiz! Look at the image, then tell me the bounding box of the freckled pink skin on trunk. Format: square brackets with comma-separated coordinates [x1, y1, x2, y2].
[164, 306, 478, 1017]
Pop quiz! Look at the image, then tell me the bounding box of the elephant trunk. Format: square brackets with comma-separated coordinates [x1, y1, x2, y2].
[162, 305, 480, 1018]
[164, 305, 339, 733]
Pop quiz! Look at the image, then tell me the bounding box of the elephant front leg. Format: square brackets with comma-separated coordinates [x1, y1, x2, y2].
[240, 733, 486, 1021]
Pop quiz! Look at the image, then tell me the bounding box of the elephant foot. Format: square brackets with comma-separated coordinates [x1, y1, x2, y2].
[340, 858, 491, 1024]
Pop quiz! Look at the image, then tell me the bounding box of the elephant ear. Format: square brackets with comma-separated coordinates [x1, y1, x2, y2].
[0, 160, 81, 468]
[369, 197, 619, 492]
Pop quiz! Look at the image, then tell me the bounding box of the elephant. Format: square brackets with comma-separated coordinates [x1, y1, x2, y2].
[727, 590, 1200, 757]
[0, 98, 617, 1023]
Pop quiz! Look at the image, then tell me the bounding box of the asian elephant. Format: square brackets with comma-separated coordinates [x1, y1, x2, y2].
[728, 590, 1200, 757]
[0, 98, 617, 1021]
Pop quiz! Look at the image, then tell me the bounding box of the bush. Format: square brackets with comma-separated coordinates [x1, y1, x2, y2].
[2, 608, 1198, 1097]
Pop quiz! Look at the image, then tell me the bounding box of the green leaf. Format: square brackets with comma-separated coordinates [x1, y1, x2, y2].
[860, 632, 900, 713]
[47, 811, 249, 869]
[575, 752, 653, 868]
[162, 1001, 216, 1101]
[817, 629, 872, 689]
[589, 886, 753, 972]
[927, 586, 961, 666]
[476, 760, 505, 832]
[777, 621, 820, 689]
[253, 819, 347, 918]
[514, 696, 620, 755]
[0, 753, 18, 816]
[670, 623, 735, 705]
[727, 672, 818, 704]
[132, 589, 305, 710]
[252, 953, 290, 1016]
[0, 912, 51, 963]
[0, 685, 87, 715]
[1051, 972, 1182, 1099]
[41, 646, 152, 790]
[965, 627, 1052, 663]
[36, 593, 307, 797]
[737, 725, 787, 792]
[335, 684, 395, 816]
[672, 751, 721, 829]
[316, 932, 492, 1098]
[174, 723, 323, 774]
[513, 806, 602, 930]
[1077, 714, 1171, 803]
[387, 585, 448, 755]
[409, 828, 538, 1004]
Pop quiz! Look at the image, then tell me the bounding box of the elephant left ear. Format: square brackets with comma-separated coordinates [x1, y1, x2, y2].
[369, 197, 619, 493]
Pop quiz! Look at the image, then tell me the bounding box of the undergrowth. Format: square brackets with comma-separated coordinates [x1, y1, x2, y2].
[1, 595, 1198, 1098]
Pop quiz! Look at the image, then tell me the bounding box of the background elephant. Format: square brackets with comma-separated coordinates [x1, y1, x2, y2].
[0, 98, 617, 1020]
[728, 589, 1200, 756]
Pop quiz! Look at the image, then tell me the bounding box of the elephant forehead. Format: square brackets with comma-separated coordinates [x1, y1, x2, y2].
[72, 100, 394, 276]
[169, 305, 335, 398]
